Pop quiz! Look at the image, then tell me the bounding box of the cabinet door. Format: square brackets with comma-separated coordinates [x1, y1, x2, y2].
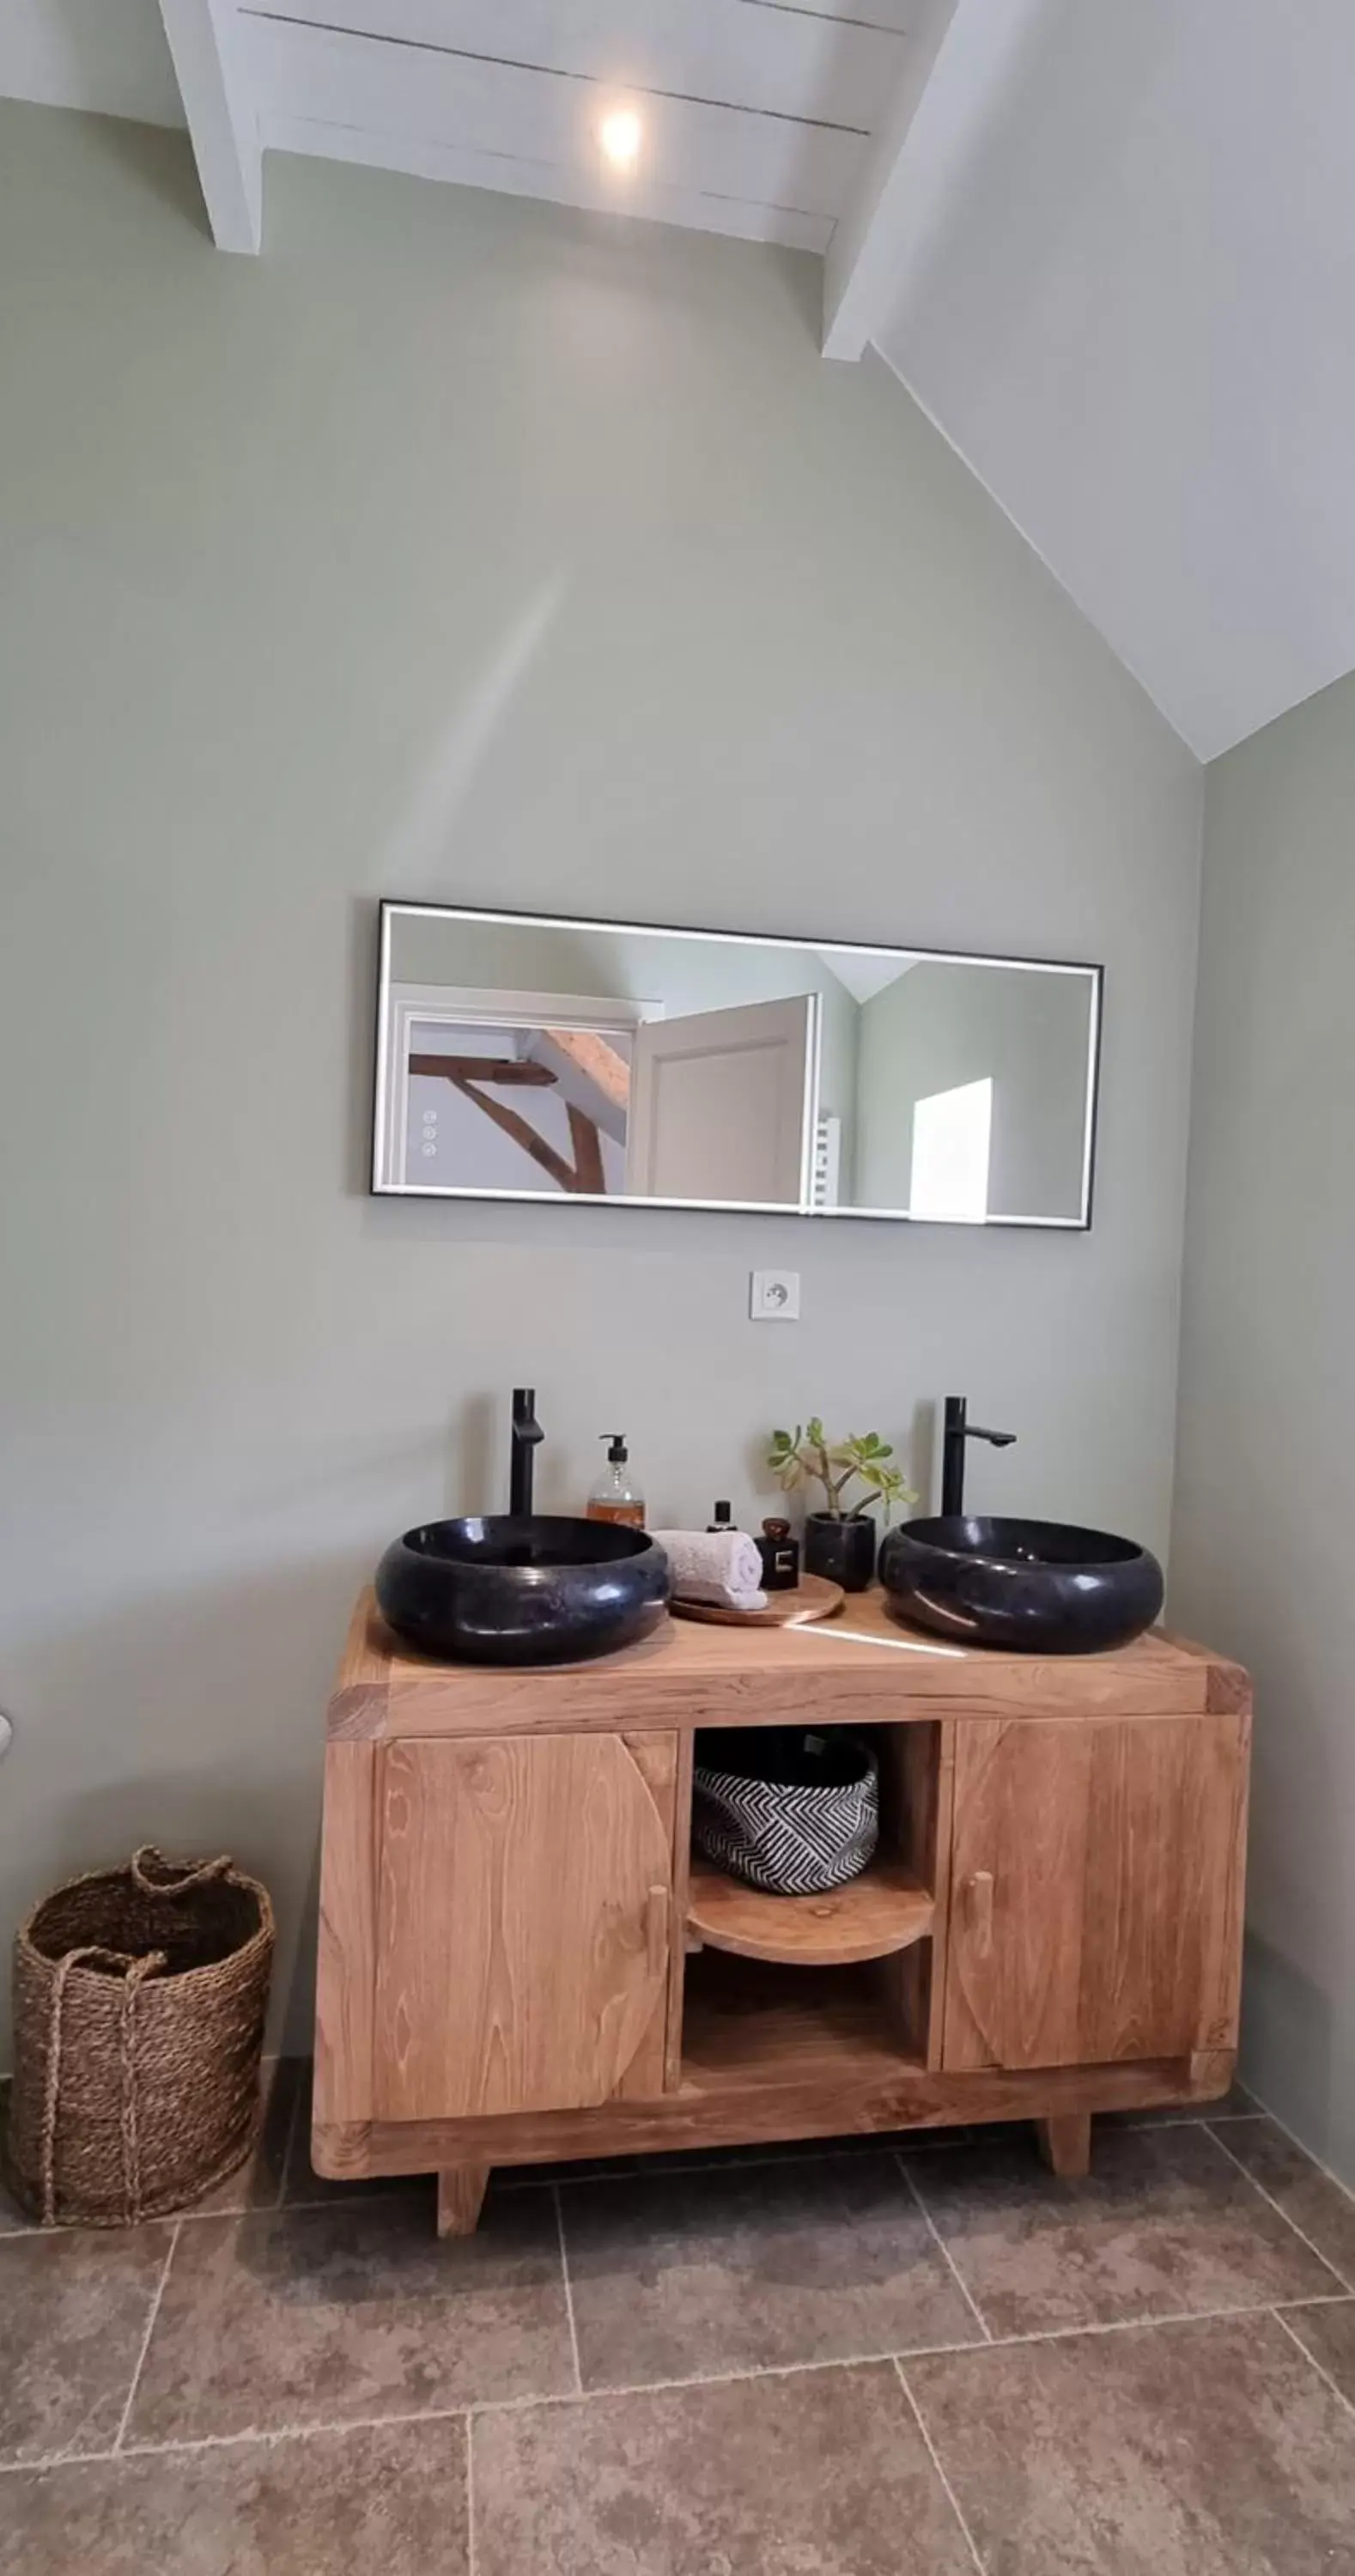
[943, 1715, 1248, 2073]
[374, 1732, 676, 2121]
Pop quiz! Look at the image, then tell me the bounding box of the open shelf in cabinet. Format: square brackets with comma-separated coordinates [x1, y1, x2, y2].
[679, 1949, 927, 2097]
[684, 1717, 944, 1965]
[686, 1852, 933, 1967]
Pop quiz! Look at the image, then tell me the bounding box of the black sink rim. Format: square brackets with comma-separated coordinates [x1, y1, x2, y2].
[398, 1514, 664, 1576]
[878, 1514, 1165, 1656]
[893, 1514, 1151, 1574]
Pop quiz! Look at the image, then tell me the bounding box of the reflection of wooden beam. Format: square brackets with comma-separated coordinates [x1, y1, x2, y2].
[410, 1055, 554, 1085]
[448, 1076, 576, 1191]
[568, 1105, 605, 1194]
[544, 1029, 630, 1112]
[439, 1075, 609, 1195]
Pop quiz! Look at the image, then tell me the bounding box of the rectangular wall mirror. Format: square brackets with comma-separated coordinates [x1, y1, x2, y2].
[373, 902, 1103, 1226]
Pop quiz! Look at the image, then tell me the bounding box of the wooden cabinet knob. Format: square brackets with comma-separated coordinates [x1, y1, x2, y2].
[644, 1884, 670, 1978]
[965, 1869, 995, 1955]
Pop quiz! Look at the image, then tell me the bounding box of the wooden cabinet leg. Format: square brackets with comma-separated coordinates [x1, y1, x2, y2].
[1036, 2114, 1091, 2178]
[437, 2163, 490, 2239]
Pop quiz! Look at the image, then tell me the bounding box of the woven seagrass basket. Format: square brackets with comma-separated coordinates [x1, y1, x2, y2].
[6, 1847, 273, 2227]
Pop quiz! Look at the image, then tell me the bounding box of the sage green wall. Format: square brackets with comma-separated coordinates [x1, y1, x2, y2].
[1173, 674, 1355, 2188]
[0, 106, 1202, 2052]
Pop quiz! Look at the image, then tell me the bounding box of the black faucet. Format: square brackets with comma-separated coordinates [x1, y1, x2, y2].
[940, 1394, 1016, 1517]
[509, 1388, 544, 1518]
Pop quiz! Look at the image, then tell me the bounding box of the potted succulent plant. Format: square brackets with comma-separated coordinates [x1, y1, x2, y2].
[766, 1421, 916, 1592]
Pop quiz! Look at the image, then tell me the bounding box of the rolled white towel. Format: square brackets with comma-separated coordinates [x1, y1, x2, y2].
[653, 1528, 767, 1613]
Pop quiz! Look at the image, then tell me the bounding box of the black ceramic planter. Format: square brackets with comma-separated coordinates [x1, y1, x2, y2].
[803, 1511, 877, 1592]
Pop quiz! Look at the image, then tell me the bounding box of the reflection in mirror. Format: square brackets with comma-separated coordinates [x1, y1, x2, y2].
[373, 905, 1102, 1226]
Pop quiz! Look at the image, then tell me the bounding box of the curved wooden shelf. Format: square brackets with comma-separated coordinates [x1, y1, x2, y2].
[686, 1853, 934, 1968]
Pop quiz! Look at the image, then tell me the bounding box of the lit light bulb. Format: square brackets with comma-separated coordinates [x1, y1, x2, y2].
[599, 108, 642, 172]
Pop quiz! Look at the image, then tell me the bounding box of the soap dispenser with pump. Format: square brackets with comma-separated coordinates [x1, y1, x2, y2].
[587, 1434, 645, 1528]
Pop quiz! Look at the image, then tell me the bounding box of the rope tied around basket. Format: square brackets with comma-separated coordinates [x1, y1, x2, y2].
[39, 1943, 167, 2227]
[129, 1847, 234, 1897]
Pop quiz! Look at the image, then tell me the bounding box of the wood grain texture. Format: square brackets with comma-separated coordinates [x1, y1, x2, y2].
[665, 1729, 694, 2093]
[880, 1720, 953, 2069]
[943, 1714, 1250, 2075]
[373, 1732, 673, 2120]
[313, 2050, 1238, 2178]
[313, 1741, 380, 2129]
[1037, 2113, 1091, 2178]
[327, 1593, 393, 1740]
[613, 1734, 679, 2103]
[686, 1854, 933, 1966]
[328, 1589, 1238, 1741]
[437, 2163, 489, 2238]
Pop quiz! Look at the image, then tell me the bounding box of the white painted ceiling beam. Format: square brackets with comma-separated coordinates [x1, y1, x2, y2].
[823, 0, 1040, 361]
[158, 0, 263, 251]
[246, 18, 867, 228]
[239, 0, 909, 135]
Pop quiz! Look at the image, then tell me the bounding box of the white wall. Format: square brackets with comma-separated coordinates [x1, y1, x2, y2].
[0, 106, 1202, 2054]
[1172, 674, 1355, 2187]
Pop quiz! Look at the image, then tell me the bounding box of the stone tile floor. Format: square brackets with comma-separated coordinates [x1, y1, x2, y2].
[2, 2068, 1353, 2572]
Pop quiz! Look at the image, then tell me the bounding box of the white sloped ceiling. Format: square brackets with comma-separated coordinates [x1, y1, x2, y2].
[871, 0, 1355, 760]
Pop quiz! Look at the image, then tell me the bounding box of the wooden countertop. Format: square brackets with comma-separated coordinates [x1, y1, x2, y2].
[327, 1586, 1249, 1741]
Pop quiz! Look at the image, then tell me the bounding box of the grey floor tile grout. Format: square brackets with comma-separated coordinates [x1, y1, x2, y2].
[1204, 2119, 1355, 2293]
[1218, 2105, 1355, 2208]
[6, 2294, 1353, 2483]
[895, 2149, 992, 2342]
[112, 2216, 181, 2456]
[893, 2359, 987, 2574]
[1218, 2078, 1355, 2204]
[551, 2181, 584, 2395]
[465, 2407, 478, 2576]
[1272, 2302, 1355, 2421]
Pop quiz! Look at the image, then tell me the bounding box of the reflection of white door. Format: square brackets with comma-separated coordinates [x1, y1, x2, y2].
[909, 1076, 993, 1222]
[624, 994, 819, 1205]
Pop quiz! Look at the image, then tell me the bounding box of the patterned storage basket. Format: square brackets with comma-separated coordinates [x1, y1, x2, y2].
[693, 1728, 879, 1896]
[6, 1847, 274, 2228]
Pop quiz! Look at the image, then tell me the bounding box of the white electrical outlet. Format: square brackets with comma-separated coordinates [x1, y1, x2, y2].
[0, 1710, 12, 1759]
[750, 1269, 800, 1321]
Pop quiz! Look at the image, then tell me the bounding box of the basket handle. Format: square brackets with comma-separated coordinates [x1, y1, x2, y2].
[130, 1846, 234, 1897]
[39, 1943, 167, 2228]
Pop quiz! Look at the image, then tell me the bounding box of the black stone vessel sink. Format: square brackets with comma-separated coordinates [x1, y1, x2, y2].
[878, 1516, 1164, 1655]
[375, 1516, 671, 1665]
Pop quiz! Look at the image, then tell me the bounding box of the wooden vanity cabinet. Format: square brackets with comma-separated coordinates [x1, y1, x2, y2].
[315, 1593, 1250, 2232]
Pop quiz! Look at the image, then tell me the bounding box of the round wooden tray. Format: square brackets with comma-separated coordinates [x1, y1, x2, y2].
[669, 1574, 844, 1628]
[686, 1853, 934, 1966]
